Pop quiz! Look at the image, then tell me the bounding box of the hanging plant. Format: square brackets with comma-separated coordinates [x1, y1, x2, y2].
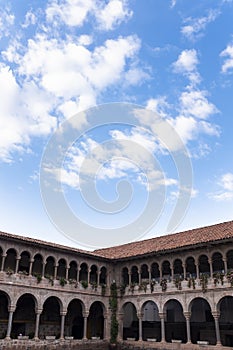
[34, 273, 42, 284]
[187, 276, 196, 289]
[101, 283, 106, 296]
[174, 276, 182, 290]
[160, 278, 167, 292]
[213, 272, 224, 286]
[150, 280, 156, 293]
[109, 282, 118, 344]
[91, 281, 98, 291]
[129, 282, 136, 294]
[200, 274, 208, 293]
[226, 271, 233, 287]
[119, 284, 126, 297]
[59, 277, 67, 287]
[139, 281, 148, 293]
[45, 274, 54, 286]
[81, 280, 88, 289]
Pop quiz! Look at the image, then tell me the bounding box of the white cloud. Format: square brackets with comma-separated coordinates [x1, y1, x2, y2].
[210, 173, 233, 201]
[172, 49, 200, 85]
[179, 90, 218, 119]
[0, 8, 15, 39]
[220, 44, 233, 73]
[96, 0, 132, 30]
[181, 9, 220, 41]
[22, 11, 37, 28]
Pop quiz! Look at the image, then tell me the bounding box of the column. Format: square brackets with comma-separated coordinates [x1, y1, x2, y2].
[183, 261, 186, 280]
[65, 267, 69, 280]
[195, 258, 199, 279]
[42, 262, 45, 278]
[88, 269, 91, 284]
[34, 309, 42, 340]
[129, 272, 132, 285]
[212, 312, 221, 345]
[159, 264, 162, 282]
[118, 312, 124, 341]
[139, 269, 141, 285]
[209, 258, 213, 279]
[137, 312, 143, 341]
[5, 306, 15, 340]
[29, 259, 34, 276]
[83, 311, 88, 340]
[159, 313, 165, 342]
[223, 258, 228, 273]
[149, 270, 151, 284]
[15, 257, 20, 273]
[171, 264, 174, 280]
[60, 312, 66, 339]
[54, 264, 58, 279]
[184, 312, 191, 343]
[103, 312, 109, 340]
[1, 255, 6, 271]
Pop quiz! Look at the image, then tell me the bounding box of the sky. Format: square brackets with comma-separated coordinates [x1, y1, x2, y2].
[0, 0, 233, 250]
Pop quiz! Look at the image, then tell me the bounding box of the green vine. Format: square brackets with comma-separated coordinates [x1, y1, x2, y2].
[187, 276, 196, 289]
[200, 273, 208, 293]
[160, 278, 167, 292]
[174, 276, 182, 290]
[213, 272, 224, 286]
[109, 282, 118, 344]
[227, 271, 233, 286]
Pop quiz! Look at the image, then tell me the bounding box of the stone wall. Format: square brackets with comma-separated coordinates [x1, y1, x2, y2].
[0, 339, 109, 349]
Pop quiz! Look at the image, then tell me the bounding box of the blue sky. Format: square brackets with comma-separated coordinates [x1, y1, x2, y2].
[0, 0, 233, 249]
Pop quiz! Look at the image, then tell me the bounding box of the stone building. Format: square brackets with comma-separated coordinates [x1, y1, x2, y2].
[0, 220, 233, 348]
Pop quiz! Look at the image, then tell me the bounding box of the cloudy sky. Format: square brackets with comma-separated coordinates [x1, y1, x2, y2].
[0, 0, 233, 249]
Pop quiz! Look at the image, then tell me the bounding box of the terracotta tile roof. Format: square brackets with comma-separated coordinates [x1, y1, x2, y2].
[93, 221, 233, 259]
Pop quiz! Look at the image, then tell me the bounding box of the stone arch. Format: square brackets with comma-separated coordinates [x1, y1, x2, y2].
[4, 248, 17, 273]
[87, 301, 104, 339]
[212, 252, 224, 273]
[90, 264, 98, 284]
[141, 300, 160, 341]
[151, 262, 160, 281]
[32, 253, 43, 276]
[0, 290, 10, 339]
[40, 296, 62, 338]
[173, 259, 184, 278]
[99, 266, 107, 285]
[18, 251, 30, 274]
[79, 262, 88, 282]
[122, 302, 138, 340]
[163, 299, 186, 343]
[44, 256, 55, 278]
[218, 296, 233, 347]
[68, 260, 78, 280]
[12, 293, 37, 338]
[141, 264, 149, 281]
[186, 256, 196, 277]
[162, 260, 171, 278]
[189, 297, 216, 345]
[131, 266, 139, 284]
[57, 258, 66, 279]
[226, 250, 233, 270]
[122, 267, 129, 286]
[66, 299, 84, 339]
[199, 255, 210, 275]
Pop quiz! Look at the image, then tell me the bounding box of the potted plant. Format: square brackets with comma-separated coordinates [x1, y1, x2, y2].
[160, 278, 167, 292]
[59, 277, 67, 287]
[81, 280, 88, 289]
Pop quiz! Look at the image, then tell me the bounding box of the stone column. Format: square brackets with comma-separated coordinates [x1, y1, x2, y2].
[5, 306, 15, 340]
[88, 269, 91, 284]
[129, 272, 132, 285]
[60, 312, 66, 339]
[103, 312, 109, 340]
[42, 262, 45, 278]
[137, 312, 143, 341]
[209, 258, 213, 279]
[54, 264, 58, 279]
[15, 257, 20, 273]
[183, 261, 186, 280]
[195, 258, 199, 279]
[149, 270, 151, 284]
[184, 312, 191, 343]
[139, 269, 141, 285]
[29, 259, 34, 276]
[65, 267, 69, 280]
[212, 312, 221, 345]
[34, 309, 42, 340]
[223, 258, 228, 273]
[171, 263, 174, 280]
[159, 313, 165, 342]
[83, 311, 89, 340]
[118, 312, 124, 341]
[159, 264, 162, 282]
[1, 255, 6, 271]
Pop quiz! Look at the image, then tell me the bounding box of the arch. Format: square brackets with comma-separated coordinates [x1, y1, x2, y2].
[90, 265, 98, 284]
[162, 260, 171, 278]
[57, 258, 66, 279]
[68, 261, 78, 281]
[142, 300, 160, 341]
[122, 267, 129, 286]
[40, 296, 62, 338]
[12, 293, 37, 338]
[44, 256, 55, 278]
[226, 250, 233, 271]
[141, 264, 149, 281]
[0, 291, 10, 339]
[189, 297, 216, 345]
[131, 266, 139, 284]
[87, 301, 104, 339]
[173, 259, 184, 278]
[218, 296, 233, 347]
[151, 262, 160, 281]
[212, 252, 224, 273]
[18, 251, 30, 274]
[32, 254, 43, 276]
[199, 255, 210, 275]
[66, 299, 84, 339]
[79, 263, 88, 282]
[99, 266, 107, 285]
[163, 299, 186, 343]
[122, 302, 138, 340]
[186, 256, 196, 277]
[4, 248, 17, 273]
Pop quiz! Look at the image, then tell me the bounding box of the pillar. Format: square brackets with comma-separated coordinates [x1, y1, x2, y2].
[195, 258, 199, 279]
[1, 255, 6, 271]
[42, 262, 45, 278]
[34, 309, 42, 340]
[65, 267, 69, 280]
[149, 270, 151, 284]
[15, 257, 20, 273]
[83, 311, 88, 340]
[137, 312, 143, 341]
[183, 261, 186, 280]
[209, 258, 213, 279]
[223, 258, 227, 273]
[54, 264, 58, 279]
[5, 306, 15, 340]
[29, 259, 34, 276]
[129, 272, 132, 285]
[118, 312, 124, 341]
[159, 264, 162, 282]
[212, 312, 221, 345]
[159, 313, 165, 342]
[60, 312, 66, 339]
[103, 312, 109, 340]
[184, 312, 191, 343]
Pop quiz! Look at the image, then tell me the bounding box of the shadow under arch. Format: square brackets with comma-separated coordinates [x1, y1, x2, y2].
[122, 302, 138, 340]
[163, 299, 186, 343]
[218, 295, 233, 347]
[141, 300, 161, 341]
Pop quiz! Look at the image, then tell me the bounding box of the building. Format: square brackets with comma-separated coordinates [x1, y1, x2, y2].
[0, 220, 233, 349]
